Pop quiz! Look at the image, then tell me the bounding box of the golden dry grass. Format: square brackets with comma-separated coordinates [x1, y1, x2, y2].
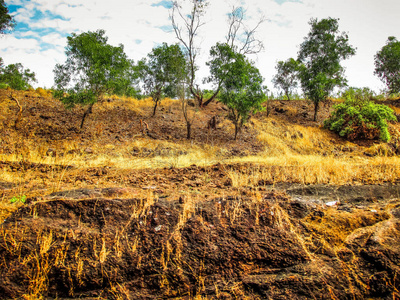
[1, 91, 400, 224]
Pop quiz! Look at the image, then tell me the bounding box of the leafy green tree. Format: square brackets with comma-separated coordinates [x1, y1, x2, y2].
[297, 18, 356, 121]
[0, 62, 37, 90]
[54, 29, 136, 129]
[324, 95, 396, 142]
[138, 43, 187, 116]
[206, 43, 238, 93]
[374, 36, 400, 94]
[272, 58, 299, 100]
[210, 43, 265, 139]
[112, 60, 141, 98]
[0, 0, 15, 34]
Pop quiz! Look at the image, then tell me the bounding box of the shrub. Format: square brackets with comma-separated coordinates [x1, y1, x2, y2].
[341, 87, 375, 101]
[324, 96, 396, 142]
[0, 82, 9, 89]
[36, 87, 50, 97]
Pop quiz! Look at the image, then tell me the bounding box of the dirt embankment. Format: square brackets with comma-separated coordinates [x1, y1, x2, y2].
[1, 183, 399, 299]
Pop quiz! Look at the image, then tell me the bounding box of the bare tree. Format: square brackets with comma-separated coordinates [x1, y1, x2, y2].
[171, 0, 209, 107]
[179, 81, 196, 139]
[226, 6, 265, 55]
[171, 1, 265, 107]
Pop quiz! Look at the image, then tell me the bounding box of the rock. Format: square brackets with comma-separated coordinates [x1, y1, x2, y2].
[84, 147, 94, 154]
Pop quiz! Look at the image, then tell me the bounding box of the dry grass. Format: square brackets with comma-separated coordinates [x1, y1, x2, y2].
[2, 96, 400, 224]
[226, 155, 400, 186]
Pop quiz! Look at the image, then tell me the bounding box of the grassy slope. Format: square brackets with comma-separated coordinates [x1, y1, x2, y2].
[1, 88, 400, 221]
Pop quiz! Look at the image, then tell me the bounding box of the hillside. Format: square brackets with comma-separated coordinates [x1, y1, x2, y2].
[0, 89, 400, 299]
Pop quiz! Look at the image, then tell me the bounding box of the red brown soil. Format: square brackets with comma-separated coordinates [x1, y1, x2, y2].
[0, 89, 337, 156]
[1, 90, 400, 299]
[1, 186, 400, 299]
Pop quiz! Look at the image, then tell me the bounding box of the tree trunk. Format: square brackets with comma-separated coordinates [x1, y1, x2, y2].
[202, 88, 220, 107]
[234, 121, 240, 140]
[152, 99, 159, 117]
[186, 121, 191, 140]
[80, 103, 94, 129]
[285, 91, 291, 101]
[313, 101, 319, 122]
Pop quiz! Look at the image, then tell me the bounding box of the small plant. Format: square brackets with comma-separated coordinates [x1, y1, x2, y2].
[324, 96, 396, 142]
[10, 195, 27, 204]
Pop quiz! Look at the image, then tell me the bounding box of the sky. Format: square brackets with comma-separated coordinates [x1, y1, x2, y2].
[1, 0, 400, 95]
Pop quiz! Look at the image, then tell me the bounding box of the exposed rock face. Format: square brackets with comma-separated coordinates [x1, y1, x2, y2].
[0, 188, 399, 299]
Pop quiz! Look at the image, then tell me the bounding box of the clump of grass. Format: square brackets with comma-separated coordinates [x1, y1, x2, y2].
[226, 155, 400, 186]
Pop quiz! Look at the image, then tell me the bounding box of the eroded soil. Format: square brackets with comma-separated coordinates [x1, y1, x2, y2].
[1, 179, 400, 299]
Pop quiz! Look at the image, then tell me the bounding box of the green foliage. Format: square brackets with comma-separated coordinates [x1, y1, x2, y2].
[0, 0, 15, 34]
[0, 62, 37, 90]
[324, 96, 396, 142]
[10, 195, 26, 204]
[53, 29, 138, 108]
[297, 18, 356, 121]
[202, 89, 219, 99]
[112, 62, 142, 98]
[138, 43, 187, 116]
[374, 36, 400, 94]
[272, 58, 299, 100]
[341, 87, 376, 101]
[210, 43, 265, 139]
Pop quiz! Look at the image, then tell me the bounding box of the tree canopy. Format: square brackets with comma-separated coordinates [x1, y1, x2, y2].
[139, 43, 187, 116]
[297, 17, 356, 121]
[54, 29, 137, 128]
[272, 58, 299, 100]
[0, 62, 37, 90]
[0, 0, 15, 34]
[374, 36, 400, 94]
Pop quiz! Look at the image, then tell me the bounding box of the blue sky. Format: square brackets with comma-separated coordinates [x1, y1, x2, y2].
[1, 0, 400, 93]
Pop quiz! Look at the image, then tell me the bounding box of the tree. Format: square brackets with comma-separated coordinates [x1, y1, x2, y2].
[374, 36, 400, 94]
[0, 62, 37, 90]
[214, 44, 265, 140]
[179, 81, 196, 139]
[206, 43, 237, 95]
[0, 0, 15, 34]
[272, 58, 299, 100]
[54, 29, 135, 129]
[139, 43, 187, 116]
[297, 18, 356, 121]
[171, 0, 208, 107]
[112, 59, 142, 98]
[171, 2, 264, 107]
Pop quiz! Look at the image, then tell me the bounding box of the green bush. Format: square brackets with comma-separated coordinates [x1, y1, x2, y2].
[324, 96, 396, 142]
[341, 87, 375, 101]
[0, 82, 9, 89]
